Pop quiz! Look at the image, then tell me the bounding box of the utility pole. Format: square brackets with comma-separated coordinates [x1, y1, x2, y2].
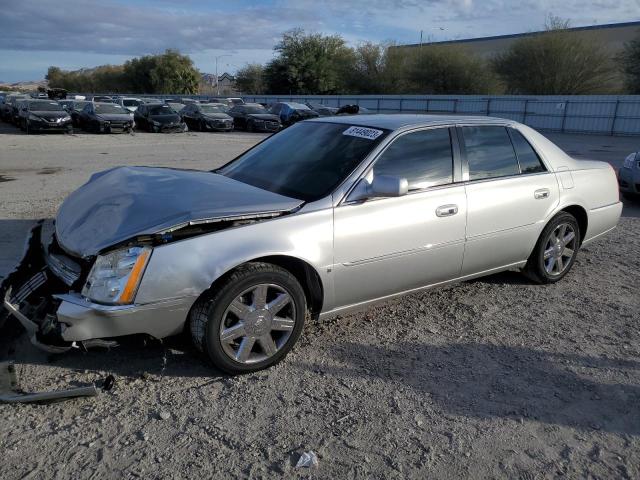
[214, 54, 231, 95]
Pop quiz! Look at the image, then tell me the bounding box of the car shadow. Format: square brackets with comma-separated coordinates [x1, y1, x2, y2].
[296, 341, 640, 436]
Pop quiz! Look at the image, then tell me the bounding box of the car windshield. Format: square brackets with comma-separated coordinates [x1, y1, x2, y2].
[73, 101, 90, 110]
[123, 99, 140, 107]
[95, 104, 126, 114]
[200, 104, 227, 113]
[30, 101, 64, 112]
[149, 105, 174, 115]
[242, 105, 266, 114]
[167, 103, 185, 111]
[287, 103, 310, 110]
[219, 122, 388, 201]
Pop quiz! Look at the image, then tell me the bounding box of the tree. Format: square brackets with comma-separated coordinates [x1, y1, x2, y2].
[404, 45, 496, 94]
[346, 42, 411, 94]
[619, 30, 640, 93]
[265, 29, 355, 94]
[149, 49, 199, 95]
[235, 64, 266, 94]
[123, 55, 158, 93]
[492, 18, 617, 94]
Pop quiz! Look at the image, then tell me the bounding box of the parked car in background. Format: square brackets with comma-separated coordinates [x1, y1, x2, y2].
[134, 103, 187, 133]
[227, 103, 281, 132]
[269, 102, 319, 126]
[305, 102, 338, 117]
[18, 99, 72, 134]
[1, 94, 25, 121]
[12, 98, 31, 125]
[181, 103, 233, 132]
[58, 100, 91, 127]
[0, 115, 622, 374]
[336, 104, 372, 115]
[619, 151, 640, 200]
[165, 101, 186, 113]
[78, 102, 134, 133]
[92, 95, 115, 103]
[211, 97, 244, 107]
[117, 97, 142, 112]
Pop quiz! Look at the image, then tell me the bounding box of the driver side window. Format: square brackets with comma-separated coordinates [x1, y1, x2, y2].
[373, 128, 454, 191]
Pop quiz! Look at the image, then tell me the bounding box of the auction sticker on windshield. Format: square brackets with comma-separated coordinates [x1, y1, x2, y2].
[343, 126, 383, 140]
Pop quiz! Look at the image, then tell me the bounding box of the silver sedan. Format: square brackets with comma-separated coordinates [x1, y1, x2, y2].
[2, 115, 622, 374]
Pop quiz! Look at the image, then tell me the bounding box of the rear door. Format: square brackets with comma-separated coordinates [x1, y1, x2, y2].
[333, 127, 467, 308]
[460, 125, 559, 275]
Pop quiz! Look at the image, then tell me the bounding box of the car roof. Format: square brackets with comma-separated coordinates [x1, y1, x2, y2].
[307, 114, 515, 130]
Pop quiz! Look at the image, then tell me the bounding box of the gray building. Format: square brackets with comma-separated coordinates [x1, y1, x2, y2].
[399, 21, 640, 58]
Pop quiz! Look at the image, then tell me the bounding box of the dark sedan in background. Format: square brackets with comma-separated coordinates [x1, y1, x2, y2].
[78, 102, 134, 133]
[305, 102, 339, 116]
[181, 103, 233, 132]
[134, 103, 187, 133]
[270, 102, 320, 126]
[227, 103, 281, 132]
[59, 100, 91, 127]
[18, 99, 72, 134]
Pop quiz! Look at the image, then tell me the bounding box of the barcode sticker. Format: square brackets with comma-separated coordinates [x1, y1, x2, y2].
[342, 126, 383, 140]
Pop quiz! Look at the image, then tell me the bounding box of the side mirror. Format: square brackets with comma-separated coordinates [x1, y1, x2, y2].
[348, 175, 409, 202]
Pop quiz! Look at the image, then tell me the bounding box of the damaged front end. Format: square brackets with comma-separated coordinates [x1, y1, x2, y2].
[1, 220, 89, 353]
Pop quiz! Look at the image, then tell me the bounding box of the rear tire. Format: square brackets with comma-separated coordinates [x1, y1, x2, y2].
[523, 212, 581, 284]
[189, 262, 307, 374]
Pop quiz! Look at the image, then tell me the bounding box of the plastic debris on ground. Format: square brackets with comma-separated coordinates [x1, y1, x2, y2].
[296, 451, 319, 468]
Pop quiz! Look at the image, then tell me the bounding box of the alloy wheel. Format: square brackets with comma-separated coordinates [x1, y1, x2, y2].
[543, 223, 577, 276]
[219, 283, 296, 364]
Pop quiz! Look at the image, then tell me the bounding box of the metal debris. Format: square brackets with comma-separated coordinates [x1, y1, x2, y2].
[296, 451, 319, 469]
[0, 361, 99, 404]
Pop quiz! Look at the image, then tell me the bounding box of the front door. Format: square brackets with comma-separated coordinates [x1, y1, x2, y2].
[332, 127, 467, 309]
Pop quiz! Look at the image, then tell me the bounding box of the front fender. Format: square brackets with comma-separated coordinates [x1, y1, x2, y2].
[135, 208, 334, 307]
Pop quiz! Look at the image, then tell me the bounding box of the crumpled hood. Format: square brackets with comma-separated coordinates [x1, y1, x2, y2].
[55, 166, 303, 257]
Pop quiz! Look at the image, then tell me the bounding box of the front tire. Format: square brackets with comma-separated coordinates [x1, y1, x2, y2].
[189, 262, 306, 374]
[523, 212, 580, 284]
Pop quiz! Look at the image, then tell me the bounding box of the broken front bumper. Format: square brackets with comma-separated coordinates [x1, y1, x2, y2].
[1, 221, 192, 353]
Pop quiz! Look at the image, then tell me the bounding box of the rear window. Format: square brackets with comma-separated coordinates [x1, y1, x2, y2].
[508, 129, 546, 174]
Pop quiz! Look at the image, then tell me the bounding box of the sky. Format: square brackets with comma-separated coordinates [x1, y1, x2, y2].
[0, 0, 639, 82]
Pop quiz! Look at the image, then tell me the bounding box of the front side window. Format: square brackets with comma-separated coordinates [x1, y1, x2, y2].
[220, 122, 389, 201]
[373, 128, 453, 190]
[462, 126, 520, 181]
[508, 129, 546, 174]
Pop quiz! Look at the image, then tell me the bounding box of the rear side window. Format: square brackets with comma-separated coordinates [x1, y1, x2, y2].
[373, 128, 453, 190]
[508, 129, 546, 174]
[462, 126, 519, 180]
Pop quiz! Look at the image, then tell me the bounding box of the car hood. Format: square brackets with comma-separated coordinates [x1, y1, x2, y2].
[149, 114, 182, 124]
[55, 166, 303, 258]
[96, 113, 132, 121]
[203, 113, 232, 120]
[31, 111, 68, 120]
[248, 113, 280, 121]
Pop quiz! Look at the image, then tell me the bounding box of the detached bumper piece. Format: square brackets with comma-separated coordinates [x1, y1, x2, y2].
[0, 361, 114, 404]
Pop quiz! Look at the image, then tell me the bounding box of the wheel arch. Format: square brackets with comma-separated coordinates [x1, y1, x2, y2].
[192, 254, 325, 320]
[559, 204, 588, 245]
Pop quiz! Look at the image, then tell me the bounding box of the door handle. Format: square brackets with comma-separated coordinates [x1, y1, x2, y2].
[436, 204, 458, 217]
[534, 188, 550, 199]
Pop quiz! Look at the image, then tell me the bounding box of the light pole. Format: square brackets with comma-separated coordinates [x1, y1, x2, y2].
[214, 54, 231, 95]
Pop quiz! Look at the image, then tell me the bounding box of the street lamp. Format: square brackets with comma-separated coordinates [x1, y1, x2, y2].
[214, 54, 232, 95]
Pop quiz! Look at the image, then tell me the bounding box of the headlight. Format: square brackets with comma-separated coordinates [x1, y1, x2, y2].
[623, 153, 637, 169]
[152, 120, 161, 127]
[61, 116, 71, 122]
[82, 246, 151, 305]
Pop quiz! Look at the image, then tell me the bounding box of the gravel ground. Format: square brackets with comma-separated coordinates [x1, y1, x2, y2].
[0, 122, 639, 479]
